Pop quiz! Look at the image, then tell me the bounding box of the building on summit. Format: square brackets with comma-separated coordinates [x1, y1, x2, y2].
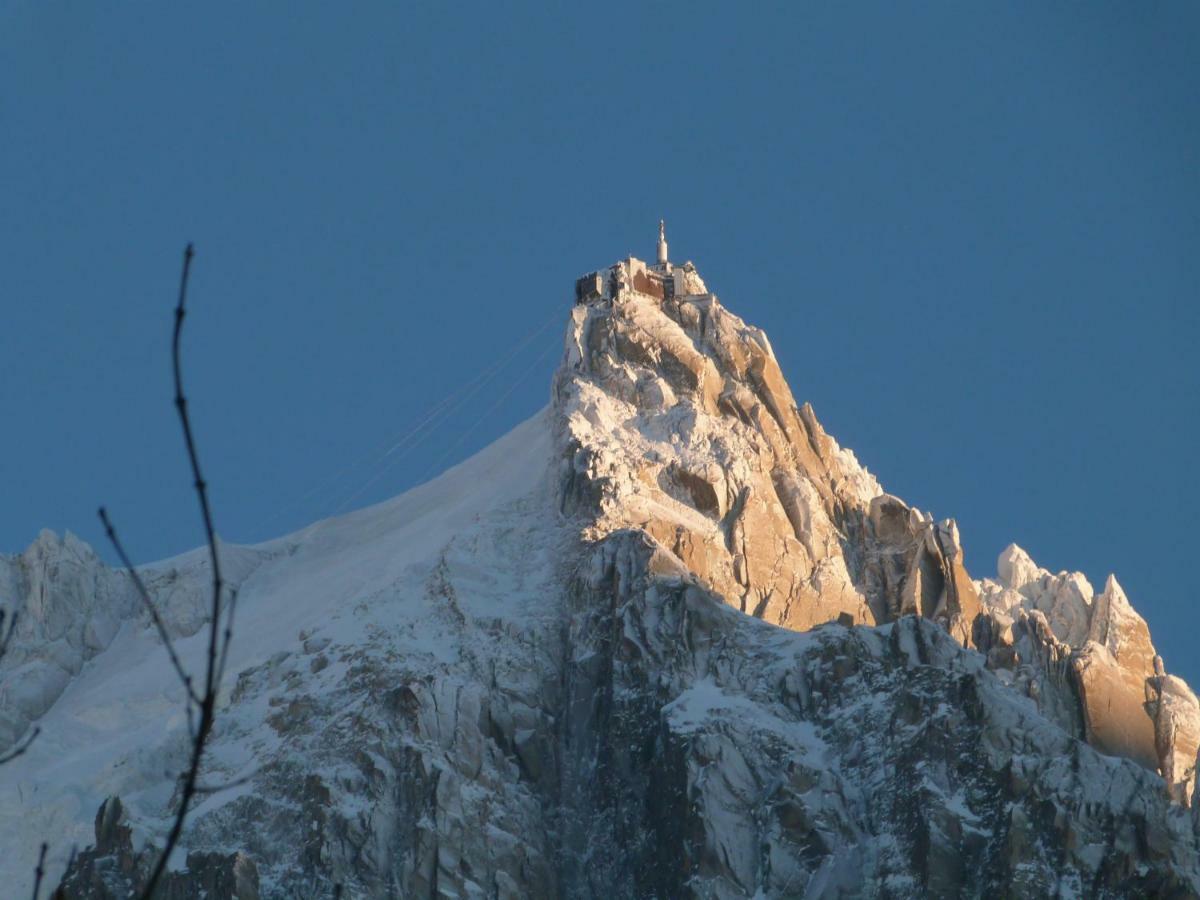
[574, 221, 710, 305]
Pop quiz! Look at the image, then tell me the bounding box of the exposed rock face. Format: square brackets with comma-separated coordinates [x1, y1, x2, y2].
[557, 286, 877, 633]
[2, 250, 1198, 897]
[1077, 576, 1160, 766]
[0, 532, 266, 759]
[56, 796, 260, 899]
[860, 495, 981, 646]
[1147, 673, 1200, 806]
[556, 284, 980, 645]
[561, 533, 1200, 897]
[975, 544, 1200, 802]
[0, 531, 135, 752]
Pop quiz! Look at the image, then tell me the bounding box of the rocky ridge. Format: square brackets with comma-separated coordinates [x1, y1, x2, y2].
[555, 261, 1200, 807]
[1, 249, 1198, 897]
[975, 545, 1200, 804]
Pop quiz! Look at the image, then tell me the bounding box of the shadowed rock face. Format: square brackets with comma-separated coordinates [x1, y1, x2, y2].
[29, 259, 1200, 897]
[55, 796, 260, 900]
[560, 533, 1200, 898]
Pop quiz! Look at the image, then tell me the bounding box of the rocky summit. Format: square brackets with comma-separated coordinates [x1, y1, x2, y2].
[3, 240, 1199, 898]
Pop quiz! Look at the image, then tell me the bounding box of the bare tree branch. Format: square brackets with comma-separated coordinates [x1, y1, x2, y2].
[0, 610, 42, 765]
[0, 608, 17, 658]
[95, 244, 237, 900]
[135, 241, 229, 900]
[97, 508, 201, 709]
[214, 587, 240, 692]
[0, 726, 40, 766]
[191, 766, 259, 796]
[170, 244, 228, 704]
[30, 842, 46, 900]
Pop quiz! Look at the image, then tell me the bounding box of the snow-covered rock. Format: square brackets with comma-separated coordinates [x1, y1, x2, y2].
[554, 282, 981, 647]
[0, 530, 269, 758]
[976, 545, 1200, 801]
[990, 542, 1093, 646]
[1147, 674, 1200, 807]
[2, 248, 1198, 897]
[0, 530, 137, 752]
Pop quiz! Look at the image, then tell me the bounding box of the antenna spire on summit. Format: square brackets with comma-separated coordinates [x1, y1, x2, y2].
[657, 219, 669, 267]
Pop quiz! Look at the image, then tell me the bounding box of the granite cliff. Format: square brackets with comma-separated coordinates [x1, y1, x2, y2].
[2, 244, 1198, 898]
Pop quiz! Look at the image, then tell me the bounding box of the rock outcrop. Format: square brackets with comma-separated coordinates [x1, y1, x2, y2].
[0, 531, 136, 752]
[56, 796, 260, 899]
[0, 532, 266, 760]
[556, 281, 980, 646]
[0, 247, 1196, 897]
[975, 544, 1200, 804]
[560, 532, 1200, 897]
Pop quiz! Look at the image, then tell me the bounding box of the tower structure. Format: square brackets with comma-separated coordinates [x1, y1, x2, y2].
[575, 220, 708, 305]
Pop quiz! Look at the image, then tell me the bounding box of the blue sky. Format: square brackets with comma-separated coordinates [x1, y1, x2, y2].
[2, 4, 1197, 679]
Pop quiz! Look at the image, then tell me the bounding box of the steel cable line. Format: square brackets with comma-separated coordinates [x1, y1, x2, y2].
[421, 340, 559, 482]
[328, 313, 562, 516]
[254, 310, 561, 532]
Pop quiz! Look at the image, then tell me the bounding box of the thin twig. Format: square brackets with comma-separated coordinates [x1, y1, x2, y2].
[0, 726, 40, 765]
[191, 766, 260, 796]
[171, 243, 225, 682]
[0, 609, 40, 763]
[0, 609, 16, 658]
[185, 694, 197, 743]
[137, 243, 228, 900]
[31, 842, 47, 900]
[0, 611, 39, 766]
[91, 244, 240, 899]
[214, 587, 240, 693]
[97, 508, 200, 708]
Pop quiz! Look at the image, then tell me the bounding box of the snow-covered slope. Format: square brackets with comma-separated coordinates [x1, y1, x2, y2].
[2, 412, 564, 894]
[3, 249, 1200, 898]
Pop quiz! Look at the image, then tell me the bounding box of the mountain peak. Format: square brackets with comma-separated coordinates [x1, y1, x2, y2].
[5, 239, 1200, 897]
[556, 246, 996, 644]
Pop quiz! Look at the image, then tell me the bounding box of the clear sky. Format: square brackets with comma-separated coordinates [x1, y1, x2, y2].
[2, 4, 1197, 680]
